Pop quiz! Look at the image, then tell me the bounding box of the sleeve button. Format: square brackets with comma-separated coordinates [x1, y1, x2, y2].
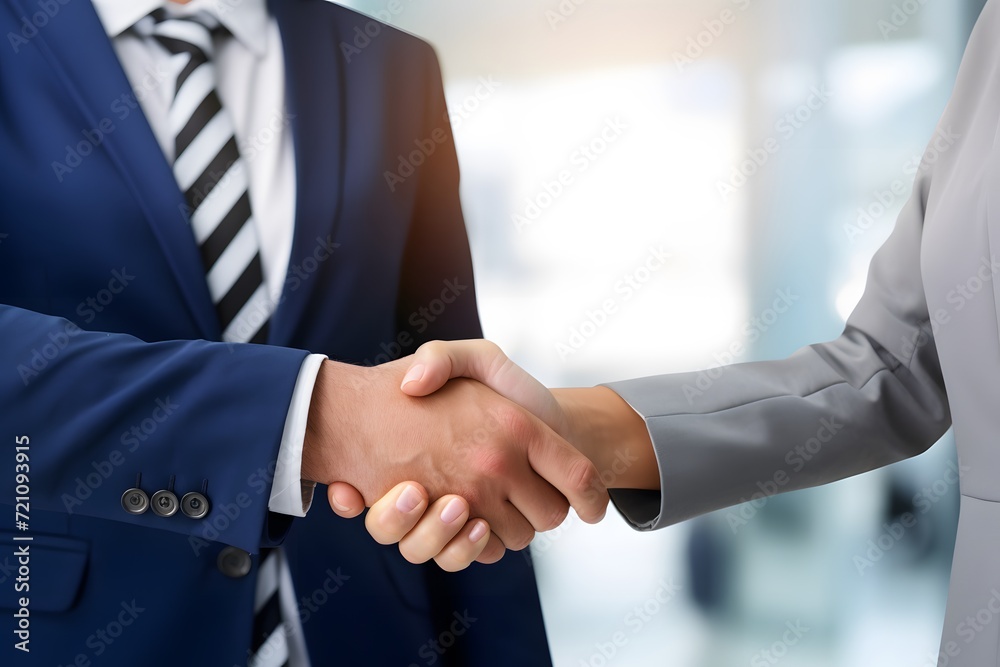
[121, 488, 149, 515]
[181, 492, 210, 519]
[150, 490, 179, 517]
[217, 547, 252, 578]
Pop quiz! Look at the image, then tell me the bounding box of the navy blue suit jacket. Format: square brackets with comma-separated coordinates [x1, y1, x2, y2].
[0, 0, 551, 664]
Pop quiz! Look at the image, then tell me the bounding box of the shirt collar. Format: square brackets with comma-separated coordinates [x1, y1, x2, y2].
[91, 0, 270, 57]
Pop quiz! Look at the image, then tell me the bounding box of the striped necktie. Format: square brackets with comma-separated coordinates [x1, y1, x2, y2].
[135, 11, 306, 667]
[146, 9, 272, 344]
[251, 548, 293, 667]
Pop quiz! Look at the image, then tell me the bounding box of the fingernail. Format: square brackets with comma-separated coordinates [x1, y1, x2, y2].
[329, 494, 351, 513]
[468, 521, 488, 543]
[400, 364, 425, 389]
[396, 485, 422, 513]
[440, 497, 465, 524]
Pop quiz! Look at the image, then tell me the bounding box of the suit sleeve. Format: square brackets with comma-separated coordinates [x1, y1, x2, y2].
[0, 304, 309, 552]
[605, 149, 951, 530]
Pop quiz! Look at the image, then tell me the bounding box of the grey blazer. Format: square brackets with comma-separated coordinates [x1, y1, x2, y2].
[606, 2, 1000, 663]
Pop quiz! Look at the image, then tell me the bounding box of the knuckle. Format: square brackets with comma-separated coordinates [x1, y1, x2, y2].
[470, 447, 512, 479]
[419, 339, 446, 359]
[460, 487, 485, 514]
[539, 502, 569, 532]
[505, 528, 534, 552]
[496, 404, 536, 444]
[434, 552, 471, 573]
[477, 541, 506, 564]
[565, 456, 602, 500]
[483, 340, 507, 369]
[364, 515, 395, 546]
[398, 541, 430, 565]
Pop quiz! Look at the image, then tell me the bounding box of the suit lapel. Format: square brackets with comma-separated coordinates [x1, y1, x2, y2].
[268, 0, 347, 347]
[12, 0, 221, 339]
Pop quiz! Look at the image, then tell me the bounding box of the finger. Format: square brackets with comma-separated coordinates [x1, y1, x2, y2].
[326, 482, 366, 518]
[487, 500, 537, 551]
[526, 428, 609, 524]
[507, 470, 571, 533]
[399, 341, 565, 434]
[399, 339, 498, 397]
[475, 532, 506, 565]
[399, 495, 471, 564]
[364, 482, 430, 545]
[433, 519, 492, 572]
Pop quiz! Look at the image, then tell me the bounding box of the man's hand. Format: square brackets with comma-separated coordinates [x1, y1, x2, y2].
[396, 340, 656, 486]
[329, 340, 658, 570]
[303, 355, 610, 557]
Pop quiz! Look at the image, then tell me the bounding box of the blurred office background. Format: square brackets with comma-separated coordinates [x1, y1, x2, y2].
[341, 1, 983, 664]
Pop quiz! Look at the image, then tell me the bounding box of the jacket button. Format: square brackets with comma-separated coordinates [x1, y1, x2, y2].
[181, 492, 210, 519]
[150, 490, 178, 517]
[121, 488, 149, 515]
[217, 547, 252, 578]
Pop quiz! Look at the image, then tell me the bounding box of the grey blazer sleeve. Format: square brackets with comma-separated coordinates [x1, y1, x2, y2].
[605, 159, 951, 530]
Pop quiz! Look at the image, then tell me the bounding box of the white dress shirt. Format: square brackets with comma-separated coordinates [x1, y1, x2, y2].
[91, 0, 325, 518]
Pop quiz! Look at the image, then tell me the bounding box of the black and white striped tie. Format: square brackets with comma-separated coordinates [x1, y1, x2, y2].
[148, 10, 272, 344]
[251, 548, 291, 667]
[136, 12, 301, 667]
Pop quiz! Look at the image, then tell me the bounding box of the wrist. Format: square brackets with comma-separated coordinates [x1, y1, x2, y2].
[551, 388, 607, 468]
[553, 386, 658, 490]
[302, 360, 354, 485]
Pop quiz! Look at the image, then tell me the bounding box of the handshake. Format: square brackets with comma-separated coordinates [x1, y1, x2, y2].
[301, 339, 657, 571]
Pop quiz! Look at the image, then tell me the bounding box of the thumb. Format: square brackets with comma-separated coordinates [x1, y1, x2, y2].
[327, 481, 366, 518]
[399, 339, 568, 437]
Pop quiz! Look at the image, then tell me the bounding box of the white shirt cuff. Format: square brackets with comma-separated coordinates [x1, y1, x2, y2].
[268, 353, 327, 517]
